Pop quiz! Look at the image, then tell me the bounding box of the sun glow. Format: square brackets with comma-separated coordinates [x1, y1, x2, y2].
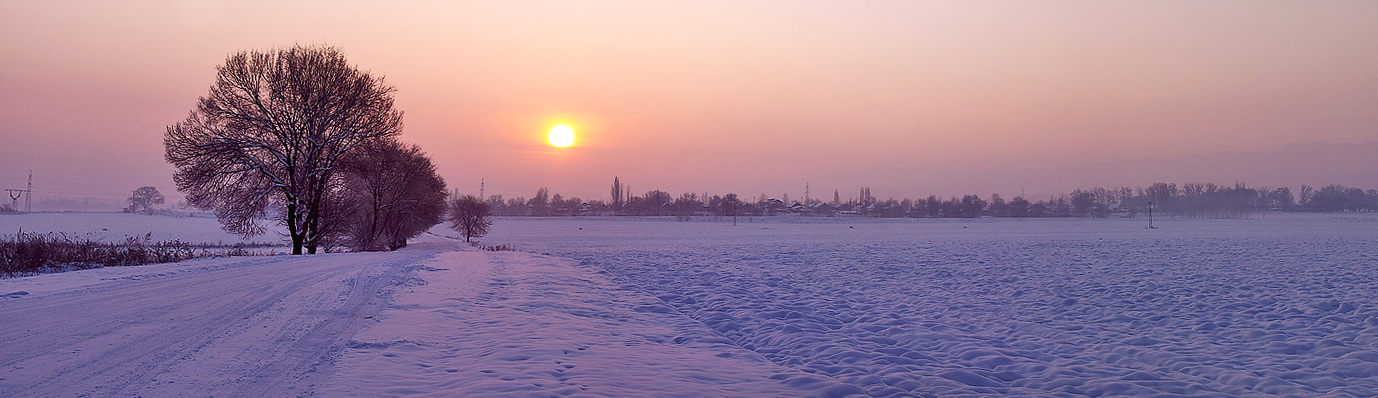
[548, 124, 576, 148]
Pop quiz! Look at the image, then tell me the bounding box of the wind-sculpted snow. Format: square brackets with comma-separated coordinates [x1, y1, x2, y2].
[321, 250, 837, 397]
[486, 216, 1378, 397]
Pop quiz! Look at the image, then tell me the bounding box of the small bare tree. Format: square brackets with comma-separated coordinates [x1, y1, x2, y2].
[448, 195, 492, 242]
[164, 45, 402, 254]
[125, 186, 165, 214]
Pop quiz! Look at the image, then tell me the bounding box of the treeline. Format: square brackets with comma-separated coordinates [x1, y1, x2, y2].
[478, 179, 1378, 219]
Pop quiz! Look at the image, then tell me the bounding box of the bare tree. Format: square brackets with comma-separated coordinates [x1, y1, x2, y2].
[125, 186, 165, 214]
[164, 45, 402, 254]
[1071, 190, 1095, 218]
[448, 195, 493, 242]
[529, 187, 550, 216]
[610, 177, 624, 213]
[333, 139, 447, 251]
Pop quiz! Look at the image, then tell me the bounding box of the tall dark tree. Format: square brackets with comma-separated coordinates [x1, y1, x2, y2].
[165, 45, 402, 254]
[1008, 196, 1031, 218]
[1300, 185, 1315, 206]
[449, 195, 493, 242]
[1266, 187, 1294, 209]
[1071, 190, 1096, 218]
[529, 187, 551, 216]
[334, 139, 447, 251]
[959, 194, 987, 218]
[986, 194, 1008, 217]
[641, 190, 672, 216]
[125, 186, 165, 214]
[610, 177, 624, 212]
[1306, 184, 1371, 212]
[671, 193, 701, 220]
[714, 193, 743, 225]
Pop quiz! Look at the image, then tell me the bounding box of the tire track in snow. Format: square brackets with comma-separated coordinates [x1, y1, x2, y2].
[229, 249, 437, 397]
[1, 256, 324, 397]
[0, 248, 439, 397]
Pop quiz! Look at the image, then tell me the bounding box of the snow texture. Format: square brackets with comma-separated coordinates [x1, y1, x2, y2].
[320, 248, 828, 397]
[480, 215, 1378, 397]
[4, 212, 1378, 397]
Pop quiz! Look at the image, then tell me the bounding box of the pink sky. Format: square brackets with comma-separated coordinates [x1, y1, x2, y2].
[2, 1, 1376, 207]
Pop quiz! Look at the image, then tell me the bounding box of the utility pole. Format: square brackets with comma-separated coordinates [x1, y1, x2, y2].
[5, 170, 32, 213]
[6, 189, 19, 211]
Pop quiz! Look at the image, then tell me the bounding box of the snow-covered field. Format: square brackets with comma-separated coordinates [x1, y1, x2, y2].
[482, 215, 1378, 397]
[4, 213, 1378, 397]
[0, 212, 285, 246]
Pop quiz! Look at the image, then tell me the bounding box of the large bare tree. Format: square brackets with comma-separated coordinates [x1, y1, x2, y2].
[165, 45, 402, 254]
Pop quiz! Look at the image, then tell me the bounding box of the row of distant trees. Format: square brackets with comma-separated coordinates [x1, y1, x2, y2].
[163, 45, 489, 254]
[477, 179, 1377, 219]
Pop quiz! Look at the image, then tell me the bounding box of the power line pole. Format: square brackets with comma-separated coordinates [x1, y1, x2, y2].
[5, 170, 32, 213]
[6, 189, 19, 211]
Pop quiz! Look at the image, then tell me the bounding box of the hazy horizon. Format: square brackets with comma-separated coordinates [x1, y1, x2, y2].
[3, 1, 1376, 207]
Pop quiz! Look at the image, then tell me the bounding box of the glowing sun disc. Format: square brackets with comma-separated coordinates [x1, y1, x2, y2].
[548, 124, 575, 147]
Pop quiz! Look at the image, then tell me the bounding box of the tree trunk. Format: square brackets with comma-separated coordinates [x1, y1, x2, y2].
[287, 202, 303, 255]
[304, 183, 323, 255]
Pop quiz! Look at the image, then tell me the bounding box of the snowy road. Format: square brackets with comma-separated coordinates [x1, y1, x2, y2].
[1, 235, 824, 397]
[0, 245, 438, 397]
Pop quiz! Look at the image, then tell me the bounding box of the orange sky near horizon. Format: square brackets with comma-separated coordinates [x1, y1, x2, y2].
[2, 1, 1376, 206]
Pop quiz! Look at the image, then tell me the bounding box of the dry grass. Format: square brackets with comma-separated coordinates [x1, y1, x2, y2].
[1, 231, 274, 277]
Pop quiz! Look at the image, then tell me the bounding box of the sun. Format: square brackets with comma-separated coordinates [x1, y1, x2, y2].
[547, 124, 576, 148]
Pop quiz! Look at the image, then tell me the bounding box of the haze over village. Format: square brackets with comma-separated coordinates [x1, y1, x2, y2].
[3, 2, 1377, 208]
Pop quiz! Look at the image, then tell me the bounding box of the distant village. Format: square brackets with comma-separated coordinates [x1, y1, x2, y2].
[5, 179, 1375, 220]
[482, 179, 1378, 219]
